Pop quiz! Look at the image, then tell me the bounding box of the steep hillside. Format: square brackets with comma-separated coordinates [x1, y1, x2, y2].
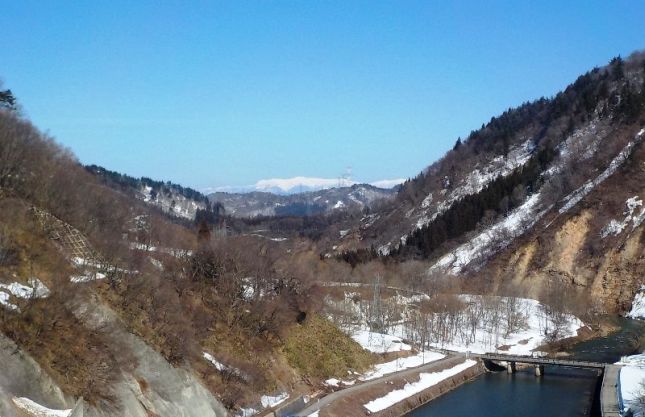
[332, 52, 645, 314]
[0, 106, 371, 416]
[87, 165, 211, 220]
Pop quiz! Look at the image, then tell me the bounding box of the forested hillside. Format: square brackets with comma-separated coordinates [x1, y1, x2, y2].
[332, 52, 645, 314]
[0, 98, 372, 416]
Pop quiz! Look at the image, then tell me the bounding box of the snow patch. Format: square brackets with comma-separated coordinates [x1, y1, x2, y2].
[601, 196, 645, 238]
[361, 351, 445, 381]
[12, 397, 72, 417]
[0, 278, 49, 299]
[0, 291, 19, 311]
[260, 392, 288, 408]
[351, 330, 412, 353]
[627, 286, 645, 320]
[70, 272, 106, 283]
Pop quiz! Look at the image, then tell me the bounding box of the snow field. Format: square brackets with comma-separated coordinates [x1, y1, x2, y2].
[617, 354, 645, 416]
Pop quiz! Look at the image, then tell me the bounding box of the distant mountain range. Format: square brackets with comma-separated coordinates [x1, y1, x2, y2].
[207, 176, 406, 195]
[87, 166, 399, 219]
[208, 184, 397, 218]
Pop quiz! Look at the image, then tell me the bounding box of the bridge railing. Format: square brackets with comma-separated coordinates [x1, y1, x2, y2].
[616, 367, 624, 415]
[475, 353, 606, 369]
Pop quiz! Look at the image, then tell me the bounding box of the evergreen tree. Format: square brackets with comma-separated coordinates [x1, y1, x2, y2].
[0, 88, 16, 110]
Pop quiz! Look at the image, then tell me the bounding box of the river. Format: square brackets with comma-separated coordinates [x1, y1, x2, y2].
[408, 318, 644, 417]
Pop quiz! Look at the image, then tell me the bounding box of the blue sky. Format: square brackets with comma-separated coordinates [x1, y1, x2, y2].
[2, 1, 644, 190]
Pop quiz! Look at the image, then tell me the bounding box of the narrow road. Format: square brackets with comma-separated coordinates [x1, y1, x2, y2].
[294, 354, 466, 416]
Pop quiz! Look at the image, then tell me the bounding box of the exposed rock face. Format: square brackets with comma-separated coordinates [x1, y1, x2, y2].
[0, 335, 74, 417]
[482, 141, 645, 314]
[0, 298, 228, 417]
[79, 298, 228, 417]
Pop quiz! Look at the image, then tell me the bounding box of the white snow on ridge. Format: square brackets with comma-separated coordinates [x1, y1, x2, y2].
[256, 177, 355, 193]
[216, 177, 405, 194]
[12, 397, 72, 417]
[370, 178, 406, 189]
[429, 192, 545, 275]
[363, 360, 478, 413]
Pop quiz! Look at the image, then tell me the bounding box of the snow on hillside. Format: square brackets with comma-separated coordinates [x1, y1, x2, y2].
[429, 192, 546, 274]
[139, 185, 206, 220]
[363, 360, 478, 413]
[425, 127, 645, 276]
[560, 128, 644, 215]
[415, 139, 535, 230]
[627, 286, 645, 320]
[424, 296, 583, 355]
[601, 196, 645, 238]
[0, 278, 50, 311]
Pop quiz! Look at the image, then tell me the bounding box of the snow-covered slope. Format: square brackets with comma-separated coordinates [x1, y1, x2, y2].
[138, 185, 207, 220]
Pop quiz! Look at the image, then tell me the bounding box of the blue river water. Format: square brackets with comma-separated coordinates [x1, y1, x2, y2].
[408, 318, 644, 417]
[407, 367, 598, 417]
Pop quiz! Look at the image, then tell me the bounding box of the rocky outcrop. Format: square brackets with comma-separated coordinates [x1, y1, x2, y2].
[0, 334, 74, 417]
[77, 297, 228, 417]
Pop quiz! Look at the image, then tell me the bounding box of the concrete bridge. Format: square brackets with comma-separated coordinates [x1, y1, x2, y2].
[473, 353, 622, 417]
[475, 353, 605, 373]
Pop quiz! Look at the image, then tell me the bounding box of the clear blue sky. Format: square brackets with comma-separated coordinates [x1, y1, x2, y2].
[2, 1, 644, 190]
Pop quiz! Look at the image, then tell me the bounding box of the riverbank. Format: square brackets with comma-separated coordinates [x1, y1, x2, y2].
[313, 358, 484, 417]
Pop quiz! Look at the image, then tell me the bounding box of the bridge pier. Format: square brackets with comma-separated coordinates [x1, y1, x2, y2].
[506, 362, 516, 374]
[535, 365, 544, 376]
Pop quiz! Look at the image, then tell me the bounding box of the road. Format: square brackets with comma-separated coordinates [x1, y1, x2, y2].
[293, 354, 467, 416]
